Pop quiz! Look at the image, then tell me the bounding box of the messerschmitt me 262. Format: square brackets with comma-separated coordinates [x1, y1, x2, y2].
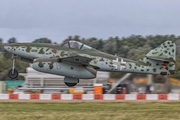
[4, 40, 176, 87]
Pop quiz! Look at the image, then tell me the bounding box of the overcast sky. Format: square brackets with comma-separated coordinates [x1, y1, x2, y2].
[0, 0, 180, 43]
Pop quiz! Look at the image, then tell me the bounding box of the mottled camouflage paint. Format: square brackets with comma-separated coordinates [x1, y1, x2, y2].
[4, 40, 176, 79]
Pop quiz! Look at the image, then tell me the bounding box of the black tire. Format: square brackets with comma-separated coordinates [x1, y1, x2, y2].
[64, 82, 77, 87]
[8, 69, 18, 79]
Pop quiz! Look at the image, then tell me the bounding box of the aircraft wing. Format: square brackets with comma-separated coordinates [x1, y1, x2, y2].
[59, 55, 92, 65]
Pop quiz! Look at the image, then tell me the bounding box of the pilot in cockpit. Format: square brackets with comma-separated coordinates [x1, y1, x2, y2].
[73, 42, 79, 49]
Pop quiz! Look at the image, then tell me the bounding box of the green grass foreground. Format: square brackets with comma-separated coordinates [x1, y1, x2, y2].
[0, 102, 180, 120]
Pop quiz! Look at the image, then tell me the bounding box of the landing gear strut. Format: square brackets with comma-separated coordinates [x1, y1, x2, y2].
[8, 54, 18, 79]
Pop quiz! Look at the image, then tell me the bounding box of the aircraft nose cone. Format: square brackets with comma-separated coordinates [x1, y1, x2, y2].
[4, 44, 12, 52]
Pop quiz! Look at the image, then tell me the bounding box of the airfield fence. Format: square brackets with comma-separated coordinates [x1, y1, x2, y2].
[0, 94, 179, 101]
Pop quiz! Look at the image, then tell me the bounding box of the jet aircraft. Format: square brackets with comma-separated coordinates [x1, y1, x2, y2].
[4, 40, 176, 87]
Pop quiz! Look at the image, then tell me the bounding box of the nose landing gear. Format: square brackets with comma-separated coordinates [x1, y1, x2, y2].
[8, 69, 18, 79]
[8, 54, 18, 79]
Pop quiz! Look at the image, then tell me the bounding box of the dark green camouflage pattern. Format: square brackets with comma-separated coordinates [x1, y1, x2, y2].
[4, 40, 176, 79]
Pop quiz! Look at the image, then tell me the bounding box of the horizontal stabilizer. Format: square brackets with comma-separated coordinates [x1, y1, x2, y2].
[146, 56, 173, 63]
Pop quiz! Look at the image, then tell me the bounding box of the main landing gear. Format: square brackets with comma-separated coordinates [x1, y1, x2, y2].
[64, 82, 77, 87]
[8, 54, 18, 79]
[64, 77, 79, 87]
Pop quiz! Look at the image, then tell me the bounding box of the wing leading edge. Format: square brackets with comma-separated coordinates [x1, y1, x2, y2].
[59, 55, 92, 65]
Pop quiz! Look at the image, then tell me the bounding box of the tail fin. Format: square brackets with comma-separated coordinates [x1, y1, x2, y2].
[139, 41, 176, 75]
[146, 41, 176, 62]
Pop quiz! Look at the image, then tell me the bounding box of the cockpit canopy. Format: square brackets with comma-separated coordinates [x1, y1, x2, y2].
[62, 41, 92, 50]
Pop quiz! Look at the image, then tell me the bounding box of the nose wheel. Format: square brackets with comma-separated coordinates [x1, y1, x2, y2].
[8, 69, 18, 79]
[8, 54, 19, 79]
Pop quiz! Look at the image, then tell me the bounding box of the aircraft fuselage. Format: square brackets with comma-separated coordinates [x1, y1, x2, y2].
[4, 42, 174, 77]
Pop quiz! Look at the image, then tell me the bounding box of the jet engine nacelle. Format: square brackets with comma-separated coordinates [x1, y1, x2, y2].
[32, 58, 97, 79]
